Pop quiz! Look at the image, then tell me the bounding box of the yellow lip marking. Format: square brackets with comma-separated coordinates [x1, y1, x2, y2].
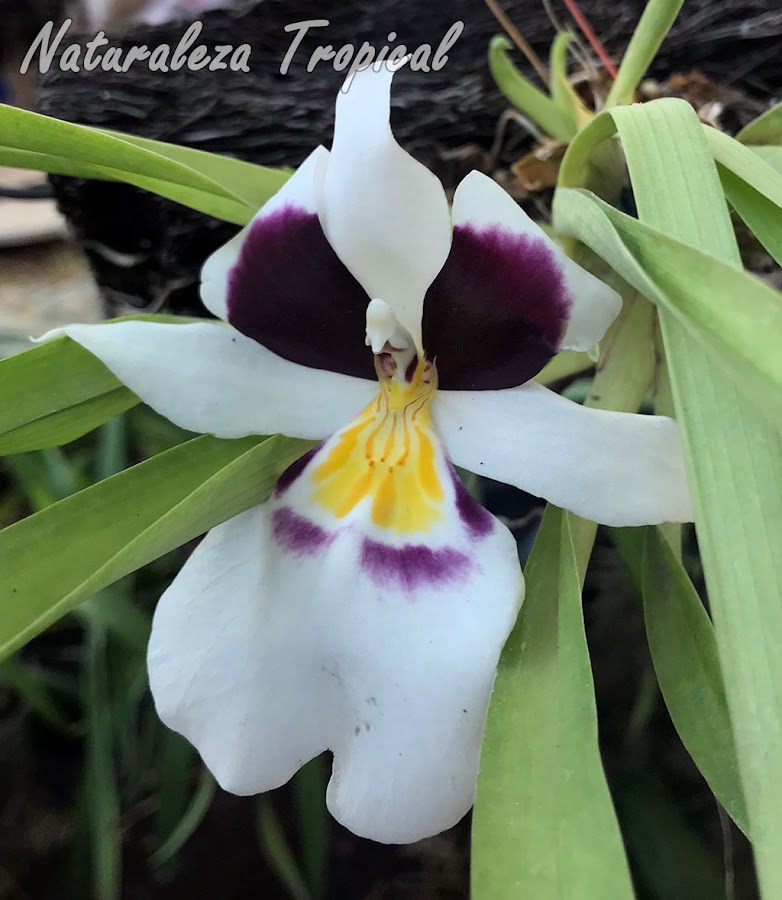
[310, 357, 444, 534]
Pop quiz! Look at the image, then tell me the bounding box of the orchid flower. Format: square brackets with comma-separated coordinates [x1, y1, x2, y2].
[44, 64, 692, 844]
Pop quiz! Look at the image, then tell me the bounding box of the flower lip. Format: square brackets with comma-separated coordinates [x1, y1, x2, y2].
[359, 538, 472, 592]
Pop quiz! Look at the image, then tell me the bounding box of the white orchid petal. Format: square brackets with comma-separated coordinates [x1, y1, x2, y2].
[148, 394, 522, 844]
[40, 321, 376, 440]
[321, 64, 451, 351]
[451, 171, 621, 352]
[435, 381, 693, 525]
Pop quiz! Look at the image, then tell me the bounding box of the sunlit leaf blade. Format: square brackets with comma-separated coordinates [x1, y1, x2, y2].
[548, 31, 575, 116]
[0, 104, 225, 193]
[719, 164, 782, 267]
[0, 106, 288, 224]
[704, 125, 782, 210]
[749, 145, 782, 176]
[604, 0, 685, 107]
[737, 100, 782, 145]
[0, 336, 139, 455]
[472, 506, 633, 899]
[560, 96, 782, 899]
[0, 433, 311, 661]
[101, 129, 291, 211]
[0, 145, 253, 225]
[614, 526, 749, 835]
[552, 187, 782, 422]
[488, 35, 576, 142]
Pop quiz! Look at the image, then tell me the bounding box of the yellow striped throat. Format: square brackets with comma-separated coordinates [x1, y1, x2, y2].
[310, 351, 443, 535]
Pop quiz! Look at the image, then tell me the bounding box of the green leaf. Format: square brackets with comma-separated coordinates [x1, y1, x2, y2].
[604, 0, 685, 107]
[155, 730, 196, 852]
[0, 146, 251, 225]
[256, 797, 312, 900]
[0, 316, 208, 456]
[749, 145, 782, 176]
[548, 31, 575, 116]
[719, 164, 782, 267]
[553, 185, 782, 423]
[704, 125, 782, 262]
[705, 125, 782, 209]
[472, 507, 633, 899]
[737, 101, 782, 145]
[0, 336, 138, 455]
[534, 348, 591, 385]
[560, 95, 782, 899]
[0, 433, 312, 661]
[0, 657, 75, 733]
[98, 128, 291, 211]
[613, 526, 749, 835]
[293, 758, 330, 900]
[488, 35, 576, 142]
[84, 621, 122, 900]
[151, 768, 216, 868]
[0, 105, 288, 224]
[613, 775, 730, 900]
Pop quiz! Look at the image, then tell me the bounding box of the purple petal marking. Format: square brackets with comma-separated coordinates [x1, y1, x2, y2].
[274, 443, 322, 498]
[227, 204, 374, 380]
[361, 539, 472, 593]
[448, 465, 495, 540]
[423, 223, 570, 390]
[272, 506, 334, 557]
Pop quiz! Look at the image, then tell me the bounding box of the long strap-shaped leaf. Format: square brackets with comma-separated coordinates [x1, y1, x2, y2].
[0, 433, 311, 661]
[704, 126, 782, 266]
[0, 335, 138, 455]
[613, 525, 749, 835]
[472, 507, 634, 899]
[558, 97, 782, 899]
[737, 101, 782, 145]
[0, 315, 211, 455]
[553, 187, 782, 425]
[0, 105, 289, 224]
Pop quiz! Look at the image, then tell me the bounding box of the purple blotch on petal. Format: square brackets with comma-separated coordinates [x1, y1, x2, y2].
[274, 443, 322, 498]
[272, 506, 334, 557]
[227, 204, 374, 380]
[423, 223, 571, 390]
[448, 464, 494, 540]
[361, 539, 472, 593]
